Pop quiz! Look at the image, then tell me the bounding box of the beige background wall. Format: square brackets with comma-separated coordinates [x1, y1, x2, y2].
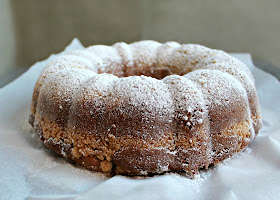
[1, 0, 279, 75]
[0, 0, 16, 76]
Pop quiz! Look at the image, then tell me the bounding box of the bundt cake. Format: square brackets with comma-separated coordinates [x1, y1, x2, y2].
[29, 40, 262, 176]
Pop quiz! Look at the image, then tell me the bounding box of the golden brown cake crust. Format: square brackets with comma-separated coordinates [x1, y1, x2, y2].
[29, 41, 262, 176]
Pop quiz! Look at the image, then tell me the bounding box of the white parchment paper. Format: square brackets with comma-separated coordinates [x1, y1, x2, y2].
[0, 39, 280, 200]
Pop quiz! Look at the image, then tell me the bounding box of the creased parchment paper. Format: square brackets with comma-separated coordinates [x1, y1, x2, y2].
[1, 39, 280, 200]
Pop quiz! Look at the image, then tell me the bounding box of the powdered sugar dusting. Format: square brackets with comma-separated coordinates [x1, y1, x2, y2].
[163, 75, 208, 132]
[185, 69, 247, 107]
[113, 42, 134, 67]
[32, 40, 261, 175]
[129, 40, 161, 68]
[86, 44, 123, 75]
[40, 68, 96, 103]
[112, 76, 172, 114]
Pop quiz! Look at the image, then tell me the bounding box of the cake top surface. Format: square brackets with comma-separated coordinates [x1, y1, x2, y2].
[35, 40, 259, 139]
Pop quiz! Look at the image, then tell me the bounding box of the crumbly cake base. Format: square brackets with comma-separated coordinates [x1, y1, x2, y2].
[31, 113, 255, 176]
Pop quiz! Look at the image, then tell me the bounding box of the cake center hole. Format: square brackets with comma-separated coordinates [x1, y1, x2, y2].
[108, 65, 187, 80]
